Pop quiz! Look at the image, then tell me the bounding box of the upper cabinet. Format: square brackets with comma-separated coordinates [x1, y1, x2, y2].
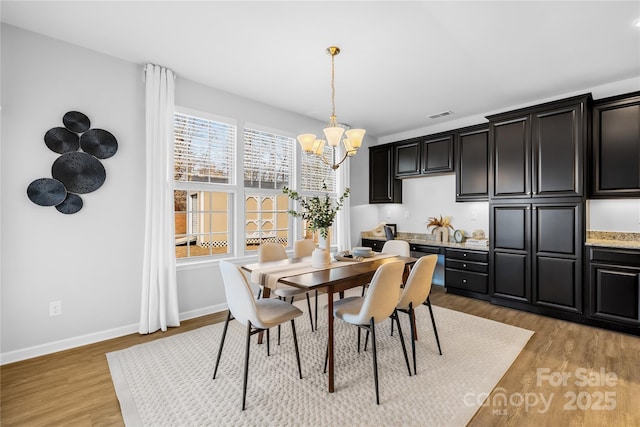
[394, 140, 421, 177]
[456, 124, 489, 201]
[488, 94, 591, 200]
[422, 133, 454, 174]
[394, 132, 454, 178]
[369, 144, 402, 204]
[591, 92, 640, 198]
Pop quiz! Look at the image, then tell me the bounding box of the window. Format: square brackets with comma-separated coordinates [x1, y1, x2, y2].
[243, 126, 294, 252]
[173, 109, 342, 261]
[298, 144, 339, 241]
[173, 110, 235, 259]
[174, 112, 234, 184]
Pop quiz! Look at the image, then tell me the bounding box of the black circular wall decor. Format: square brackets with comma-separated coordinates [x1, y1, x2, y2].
[27, 178, 67, 206]
[28, 110, 118, 214]
[44, 127, 80, 154]
[52, 152, 106, 194]
[63, 111, 91, 133]
[80, 129, 118, 159]
[55, 193, 83, 214]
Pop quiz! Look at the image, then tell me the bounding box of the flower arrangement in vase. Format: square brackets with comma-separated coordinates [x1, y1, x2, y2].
[427, 214, 454, 242]
[283, 183, 350, 267]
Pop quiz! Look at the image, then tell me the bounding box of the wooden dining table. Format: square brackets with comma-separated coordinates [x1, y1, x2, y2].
[242, 254, 416, 393]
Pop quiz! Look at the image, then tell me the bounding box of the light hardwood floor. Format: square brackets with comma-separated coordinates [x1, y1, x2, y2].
[1, 287, 639, 426]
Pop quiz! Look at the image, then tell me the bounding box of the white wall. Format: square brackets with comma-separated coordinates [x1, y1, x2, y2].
[0, 24, 328, 363]
[588, 199, 640, 232]
[1, 24, 145, 361]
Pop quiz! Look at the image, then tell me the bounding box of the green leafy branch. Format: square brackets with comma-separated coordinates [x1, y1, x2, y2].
[282, 183, 350, 238]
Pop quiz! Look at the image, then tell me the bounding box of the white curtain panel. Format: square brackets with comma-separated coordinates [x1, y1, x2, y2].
[139, 64, 180, 334]
[336, 146, 352, 252]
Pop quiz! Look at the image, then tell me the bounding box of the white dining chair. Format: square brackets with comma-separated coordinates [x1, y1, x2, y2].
[213, 260, 303, 410]
[293, 238, 319, 329]
[325, 260, 412, 405]
[259, 242, 315, 333]
[361, 239, 411, 296]
[293, 238, 315, 258]
[394, 254, 441, 375]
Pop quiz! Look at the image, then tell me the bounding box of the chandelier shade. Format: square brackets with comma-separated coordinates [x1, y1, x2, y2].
[297, 46, 366, 170]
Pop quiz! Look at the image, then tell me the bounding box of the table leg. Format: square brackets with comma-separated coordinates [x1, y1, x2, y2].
[257, 287, 271, 344]
[327, 285, 334, 393]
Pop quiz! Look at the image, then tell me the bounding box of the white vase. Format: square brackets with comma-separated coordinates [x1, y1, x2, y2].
[439, 227, 449, 242]
[434, 227, 449, 242]
[312, 232, 331, 268]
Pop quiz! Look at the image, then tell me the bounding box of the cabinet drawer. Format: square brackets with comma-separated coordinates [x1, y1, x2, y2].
[445, 269, 488, 293]
[589, 247, 640, 267]
[446, 259, 488, 273]
[445, 248, 488, 263]
[361, 239, 385, 252]
[410, 245, 442, 255]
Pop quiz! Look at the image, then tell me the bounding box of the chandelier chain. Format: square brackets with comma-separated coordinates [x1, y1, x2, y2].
[330, 51, 336, 125]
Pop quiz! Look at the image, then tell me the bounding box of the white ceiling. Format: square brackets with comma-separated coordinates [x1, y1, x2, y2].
[2, 1, 639, 138]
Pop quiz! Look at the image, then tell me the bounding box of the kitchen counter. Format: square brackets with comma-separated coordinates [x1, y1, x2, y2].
[585, 231, 640, 250]
[361, 232, 489, 252]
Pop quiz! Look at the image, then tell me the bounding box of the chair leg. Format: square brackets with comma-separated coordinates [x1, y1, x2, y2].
[323, 342, 328, 374]
[361, 285, 366, 297]
[242, 321, 252, 411]
[257, 288, 262, 299]
[291, 319, 302, 379]
[357, 328, 362, 352]
[408, 304, 417, 375]
[212, 310, 232, 379]
[266, 328, 270, 356]
[393, 309, 412, 377]
[369, 318, 380, 405]
[305, 293, 314, 331]
[425, 296, 443, 355]
[390, 314, 395, 336]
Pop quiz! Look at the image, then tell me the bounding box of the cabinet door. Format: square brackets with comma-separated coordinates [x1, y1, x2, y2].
[490, 204, 531, 302]
[394, 141, 421, 177]
[369, 145, 402, 203]
[532, 104, 584, 197]
[422, 135, 454, 174]
[456, 126, 489, 201]
[532, 203, 583, 313]
[590, 264, 640, 325]
[491, 117, 531, 199]
[592, 93, 640, 197]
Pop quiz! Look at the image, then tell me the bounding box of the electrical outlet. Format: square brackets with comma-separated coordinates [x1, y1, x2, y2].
[49, 300, 62, 316]
[470, 207, 478, 221]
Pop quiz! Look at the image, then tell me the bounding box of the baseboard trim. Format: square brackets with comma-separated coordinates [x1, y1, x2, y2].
[0, 303, 227, 365]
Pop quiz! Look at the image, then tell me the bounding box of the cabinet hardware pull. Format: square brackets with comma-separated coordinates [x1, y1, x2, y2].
[463, 253, 467, 257]
[463, 264, 467, 268]
[463, 279, 467, 283]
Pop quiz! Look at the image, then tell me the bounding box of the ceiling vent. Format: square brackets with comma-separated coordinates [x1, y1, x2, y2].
[428, 110, 454, 119]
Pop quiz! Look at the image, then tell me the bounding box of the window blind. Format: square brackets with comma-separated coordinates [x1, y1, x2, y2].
[243, 127, 293, 189]
[174, 112, 235, 184]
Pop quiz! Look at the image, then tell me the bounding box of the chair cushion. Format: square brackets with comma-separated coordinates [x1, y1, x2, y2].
[333, 296, 366, 324]
[273, 284, 310, 298]
[254, 298, 303, 329]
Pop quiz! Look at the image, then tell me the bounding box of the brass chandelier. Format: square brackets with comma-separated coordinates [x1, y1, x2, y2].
[297, 46, 366, 170]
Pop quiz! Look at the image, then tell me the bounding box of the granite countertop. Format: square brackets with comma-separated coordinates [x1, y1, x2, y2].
[363, 230, 640, 251]
[585, 231, 640, 250]
[361, 232, 490, 252]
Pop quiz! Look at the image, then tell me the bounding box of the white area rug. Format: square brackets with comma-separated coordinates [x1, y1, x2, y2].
[107, 292, 533, 427]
